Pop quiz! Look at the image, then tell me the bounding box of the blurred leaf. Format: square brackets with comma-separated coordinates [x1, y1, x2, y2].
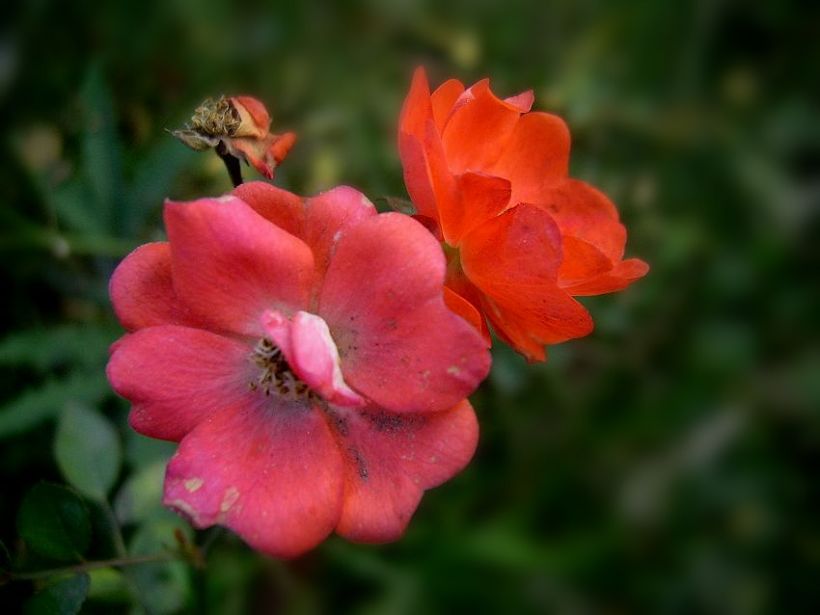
[0, 324, 116, 372]
[17, 483, 91, 562]
[128, 520, 192, 614]
[124, 429, 175, 469]
[50, 178, 102, 235]
[23, 573, 90, 615]
[55, 403, 122, 500]
[114, 461, 167, 525]
[87, 567, 129, 602]
[80, 66, 124, 235]
[0, 370, 109, 439]
[126, 137, 197, 231]
[383, 195, 415, 214]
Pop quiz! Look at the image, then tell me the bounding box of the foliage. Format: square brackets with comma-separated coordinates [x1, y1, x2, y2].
[1, 0, 818, 613]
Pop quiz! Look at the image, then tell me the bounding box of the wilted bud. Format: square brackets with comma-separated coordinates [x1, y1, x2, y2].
[171, 95, 296, 181]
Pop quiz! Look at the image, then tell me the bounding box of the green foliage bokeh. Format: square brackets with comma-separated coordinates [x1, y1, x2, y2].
[1, 0, 818, 613]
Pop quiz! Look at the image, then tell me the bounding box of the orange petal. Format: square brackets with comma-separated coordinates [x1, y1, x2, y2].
[431, 79, 465, 132]
[479, 283, 593, 361]
[443, 286, 490, 345]
[489, 112, 570, 206]
[441, 79, 522, 174]
[460, 203, 563, 284]
[399, 67, 432, 142]
[459, 204, 593, 360]
[557, 236, 613, 285]
[561, 258, 649, 296]
[537, 179, 625, 262]
[269, 131, 296, 164]
[440, 172, 511, 246]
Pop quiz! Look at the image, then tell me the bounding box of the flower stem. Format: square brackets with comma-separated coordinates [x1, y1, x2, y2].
[8, 553, 177, 581]
[215, 142, 243, 187]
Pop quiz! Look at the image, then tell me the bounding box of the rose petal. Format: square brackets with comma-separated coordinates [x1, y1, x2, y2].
[561, 258, 650, 296]
[261, 309, 365, 408]
[164, 196, 314, 336]
[443, 286, 490, 344]
[303, 186, 377, 281]
[557, 236, 614, 285]
[489, 112, 571, 206]
[399, 69, 446, 224]
[430, 78, 465, 132]
[441, 79, 522, 174]
[460, 203, 564, 284]
[110, 243, 193, 330]
[460, 205, 593, 360]
[504, 90, 535, 113]
[333, 400, 478, 542]
[479, 283, 594, 361]
[163, 399, 344, 559]
[440, 172, 511, 245]
[320, 213, 490, 413]
[538, 179, 625, 261]
[107, 326, 253, 441]
[232, 181, 305, 238]
[230, 96, 271, 137]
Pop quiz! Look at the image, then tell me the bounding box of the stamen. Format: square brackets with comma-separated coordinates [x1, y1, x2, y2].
[249, 338, 317, 402]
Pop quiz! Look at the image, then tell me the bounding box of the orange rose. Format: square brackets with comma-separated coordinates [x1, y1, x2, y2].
[399, 68, 648, 361]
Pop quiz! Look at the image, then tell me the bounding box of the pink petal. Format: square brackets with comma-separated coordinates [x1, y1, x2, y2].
[163, 399, 344, 559]
[261, 309, 365, 408]
[232, 181, 305, 238]
[504, 90, 535, 113]
[333, 400, 478, 543]
[110, 242, 193, 330]
[488, 111, 570, 206]
[303, 186, 377, 281]
[319, 213, 490, 413]
[164, 196, 314, 336]
[107, 326, 253, 441]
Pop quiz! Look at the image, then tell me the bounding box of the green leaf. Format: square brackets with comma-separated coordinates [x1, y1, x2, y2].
[87, 567, 129, 602]
[0, 324, 116, 372]
[129, 520, 192, 614]
[17, 483, 91, 562]
[114, 461, 167, 525]
[23, 573, 90, 615]
[0, 369, 110, 439]
[81, 66, 124, 235]
[55, 404, 122, 500]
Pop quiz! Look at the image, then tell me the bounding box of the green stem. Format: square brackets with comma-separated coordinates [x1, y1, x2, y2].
[9, 553, 177, 581]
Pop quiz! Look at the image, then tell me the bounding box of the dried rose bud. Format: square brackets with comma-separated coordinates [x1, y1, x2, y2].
[172, 95, 296, 180]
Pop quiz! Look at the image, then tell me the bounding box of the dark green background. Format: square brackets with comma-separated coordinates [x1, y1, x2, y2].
[1, 0, 818, 612]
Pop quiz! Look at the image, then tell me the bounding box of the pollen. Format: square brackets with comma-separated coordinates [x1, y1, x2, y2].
[249, 338, 315, 402]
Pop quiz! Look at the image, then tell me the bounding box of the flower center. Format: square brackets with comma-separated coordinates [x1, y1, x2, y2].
[249, 338, 315, 402]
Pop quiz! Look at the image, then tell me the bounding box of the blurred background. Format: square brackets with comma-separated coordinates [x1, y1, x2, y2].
[1, 0, 818, 612]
